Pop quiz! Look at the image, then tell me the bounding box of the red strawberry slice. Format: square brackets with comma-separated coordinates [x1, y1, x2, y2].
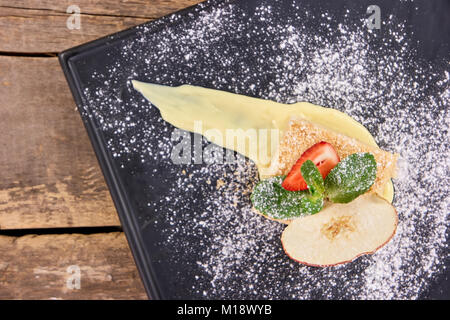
[282, 141, 340, 191]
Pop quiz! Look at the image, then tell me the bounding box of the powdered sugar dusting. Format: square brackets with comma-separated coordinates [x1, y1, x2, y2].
[79, 0, 448, 299]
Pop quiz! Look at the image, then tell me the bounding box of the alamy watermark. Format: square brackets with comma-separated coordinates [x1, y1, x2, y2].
[66, 5, 81, 30]
[66, 265, 81, 290]
[366, 5, 381, 30]
[170, 121, 280, 166]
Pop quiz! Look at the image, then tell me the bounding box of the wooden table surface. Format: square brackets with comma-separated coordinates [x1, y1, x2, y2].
[0, 0, 202, 300]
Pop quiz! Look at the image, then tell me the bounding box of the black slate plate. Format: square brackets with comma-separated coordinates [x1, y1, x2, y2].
[59, 0, 449, 299]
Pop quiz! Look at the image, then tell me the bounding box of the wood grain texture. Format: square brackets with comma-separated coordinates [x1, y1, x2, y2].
[0, 232, 147, 299]
[0, 0, 202, 18]
[0, 56, 120, 229]
[0, 0, 203, 299]
[0, 0, 203, 52]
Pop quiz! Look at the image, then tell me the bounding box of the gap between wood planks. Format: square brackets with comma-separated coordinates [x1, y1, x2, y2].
[0, 226, 123, 237]
[0, 4, 157, 20]
[0, 51, 58, 57]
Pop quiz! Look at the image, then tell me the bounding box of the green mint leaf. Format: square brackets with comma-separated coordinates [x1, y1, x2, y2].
[251, 176, 315, 220]
[299, 160, 324, 214]
[300, 196, 324, 215]
[300, 160, 325, 196]
[324, 152, 377, 203]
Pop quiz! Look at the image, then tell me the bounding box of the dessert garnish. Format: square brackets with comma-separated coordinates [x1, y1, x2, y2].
[252, 141, 398, 266]
[281, 141, 340, 191]
[251, 142, 378, 220]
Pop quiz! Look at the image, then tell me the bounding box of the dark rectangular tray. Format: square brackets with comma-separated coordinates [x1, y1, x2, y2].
[59, 0, 449, 299]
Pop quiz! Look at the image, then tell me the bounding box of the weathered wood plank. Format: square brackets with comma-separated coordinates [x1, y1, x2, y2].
[0, 232, 147, 299]
[0, 7, 149, 53]
[0, 56, 120, 229]
[0, 0, 202, 18]
[0, 0, 203, 53]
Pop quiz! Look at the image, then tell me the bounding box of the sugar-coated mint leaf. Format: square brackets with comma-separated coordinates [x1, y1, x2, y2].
[301, 160, 325, 195]
[300, 196, 324, 215]
[324, 152, 377, 203]
[251, 176, 316, 220]
[299, 160, 324, 214]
